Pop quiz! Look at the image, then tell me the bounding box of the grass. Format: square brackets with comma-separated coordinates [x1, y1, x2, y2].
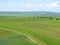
[0, 28, 38, 45]
[0, 16, 60, 45]
[0, 35, 38, 45]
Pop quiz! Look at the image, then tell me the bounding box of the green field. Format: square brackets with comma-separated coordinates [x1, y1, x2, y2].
[0, 16, 60, 45]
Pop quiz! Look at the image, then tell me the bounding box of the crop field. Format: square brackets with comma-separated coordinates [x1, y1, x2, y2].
[0, 16, 60, 45]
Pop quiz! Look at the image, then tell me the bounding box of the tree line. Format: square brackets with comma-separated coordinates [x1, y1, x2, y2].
[33, 16, 60, 20]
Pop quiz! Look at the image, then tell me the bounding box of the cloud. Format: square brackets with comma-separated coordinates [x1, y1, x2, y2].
[46, 2, 59, 8]
[21, 4, 32, 8]
[26, 4, 32, 8]
[39, 4, 43, 7]
[37, 2, 59, 9]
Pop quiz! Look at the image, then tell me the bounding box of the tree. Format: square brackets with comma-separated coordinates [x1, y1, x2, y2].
[49, 17, 53, 20]
[56, 18, 59, 20]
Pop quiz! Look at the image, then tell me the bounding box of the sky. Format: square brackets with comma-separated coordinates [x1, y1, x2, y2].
[0, 0, 60, 12]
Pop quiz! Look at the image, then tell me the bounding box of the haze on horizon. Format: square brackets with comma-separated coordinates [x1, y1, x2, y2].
[0, 0, 60, 12]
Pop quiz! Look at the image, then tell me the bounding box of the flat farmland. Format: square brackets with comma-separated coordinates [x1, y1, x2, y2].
[0, 16, 60, 45]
